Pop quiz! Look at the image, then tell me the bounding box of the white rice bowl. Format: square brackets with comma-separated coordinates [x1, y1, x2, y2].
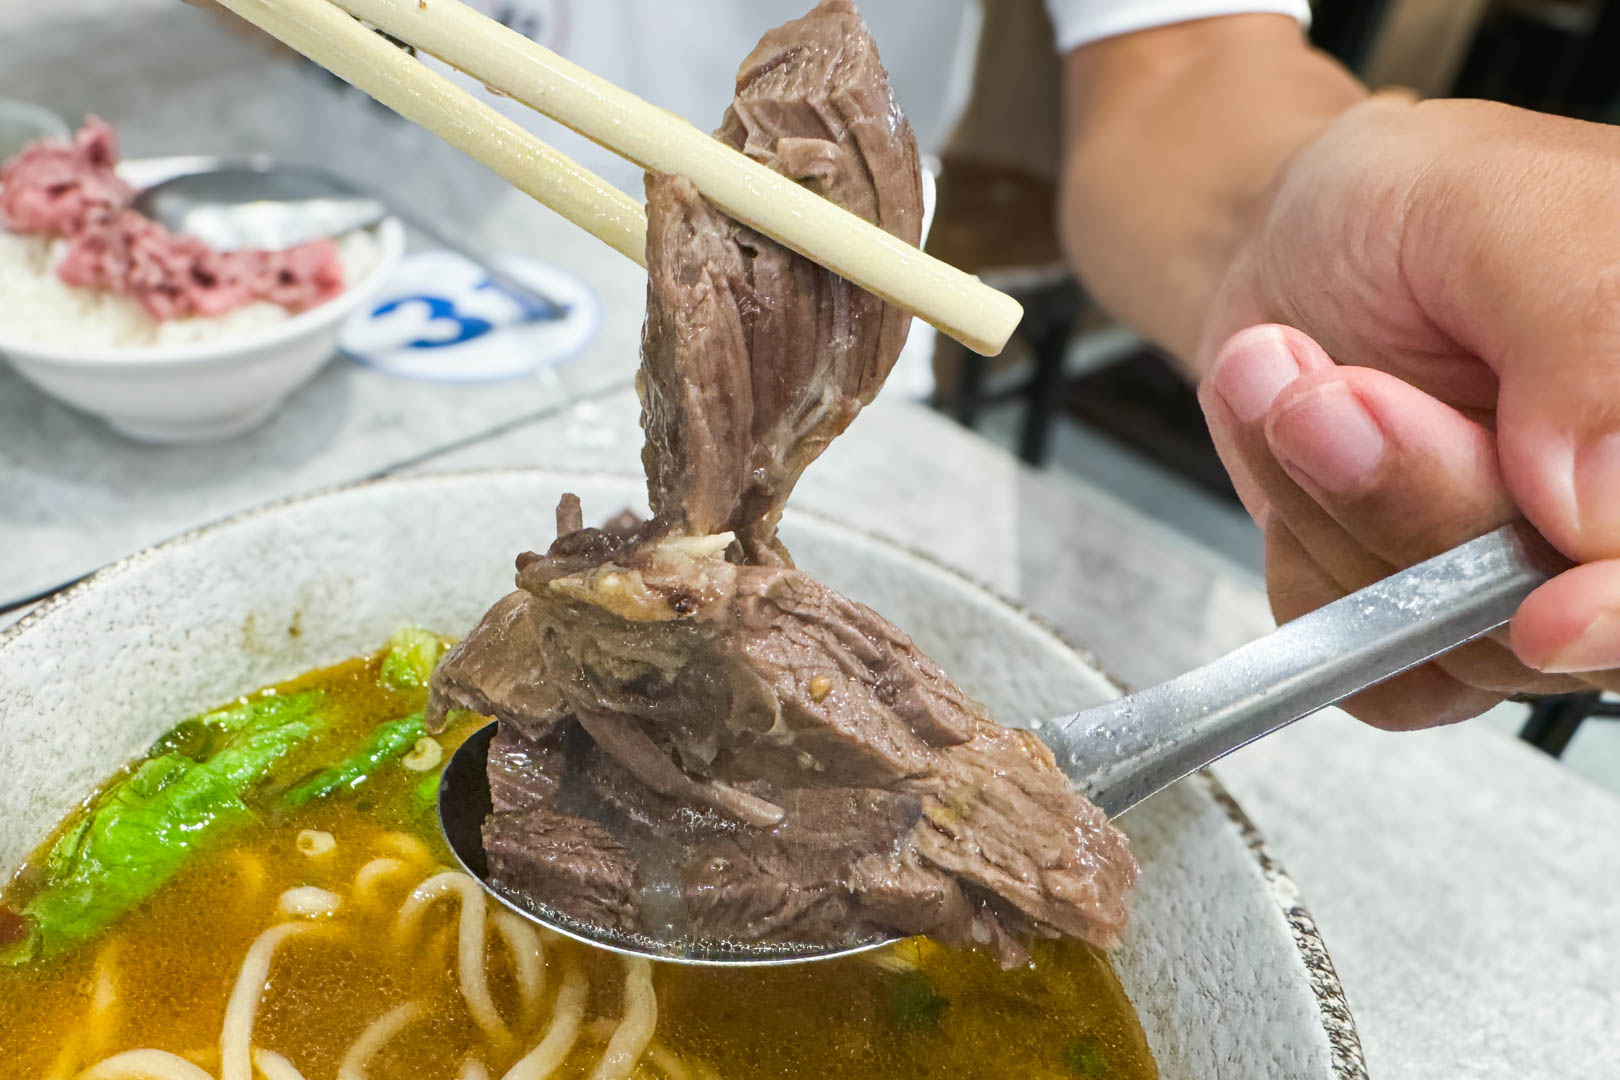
[0, 217, 403, 443]
[0, 226, 381, 349]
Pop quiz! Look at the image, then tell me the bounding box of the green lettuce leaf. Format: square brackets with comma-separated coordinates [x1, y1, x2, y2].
[280, 712, 426, 808]
[378, 628, 448, 690]
[10, 692, 322, 962]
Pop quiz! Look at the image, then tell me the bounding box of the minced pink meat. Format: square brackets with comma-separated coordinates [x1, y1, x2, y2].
[55, 209, 344, 320]
[0, 117, 343, 320]
[0, 116, 131, 234]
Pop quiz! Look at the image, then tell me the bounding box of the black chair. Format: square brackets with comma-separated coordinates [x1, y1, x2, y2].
[1521, 692, 1620, 757]
[927, 158, 1090, 466]
[1309, 0, 1395, 70]
[1552, 0, 1620, 118]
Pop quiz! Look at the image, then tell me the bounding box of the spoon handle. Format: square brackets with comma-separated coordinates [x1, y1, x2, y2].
[1050, 523, 1570, 818]
[268, 160, 571, 321]
[380, 199, 571, 322]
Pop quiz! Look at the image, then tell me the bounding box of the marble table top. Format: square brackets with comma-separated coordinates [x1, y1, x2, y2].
[4, 6, 1618, 1078]
[0, 0, 647, 607]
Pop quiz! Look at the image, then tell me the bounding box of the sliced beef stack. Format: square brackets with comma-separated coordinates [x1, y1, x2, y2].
[639, 0, 921, 565]
[428, 0, 1137, 967]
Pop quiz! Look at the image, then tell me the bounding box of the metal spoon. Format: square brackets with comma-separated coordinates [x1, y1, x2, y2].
[440, 522, 1569, 966]
[125, 155, 569, 321]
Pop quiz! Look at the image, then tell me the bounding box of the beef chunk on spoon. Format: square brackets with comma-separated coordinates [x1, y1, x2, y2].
[432, 0, 1138, 969]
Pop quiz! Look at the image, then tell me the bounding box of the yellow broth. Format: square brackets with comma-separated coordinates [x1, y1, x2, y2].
[0, 645, 1157, 1079]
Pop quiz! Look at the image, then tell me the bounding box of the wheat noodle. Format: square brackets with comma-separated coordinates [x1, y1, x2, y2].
[501, 964, 587, 1080]
[393, 872, 507, 1043]
[74, 1049, 214, 1080]
[219, 923, 321, 1080]
[586, 957, 656, 1080]
[251, 1048, 311, 1080]
[336, 1001, 427, 1080]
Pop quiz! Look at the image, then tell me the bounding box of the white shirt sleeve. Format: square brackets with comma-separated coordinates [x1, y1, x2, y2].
[1044, 0, 1312, 52]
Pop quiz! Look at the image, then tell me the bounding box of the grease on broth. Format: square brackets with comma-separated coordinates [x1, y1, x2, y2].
[0, 642, 1156, 1079]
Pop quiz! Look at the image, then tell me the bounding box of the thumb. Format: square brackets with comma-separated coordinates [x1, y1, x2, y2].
[1496, 365, 1620, 563]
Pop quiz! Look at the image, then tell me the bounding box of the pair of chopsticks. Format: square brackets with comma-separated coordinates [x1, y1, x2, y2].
[212, 0, 1023, 355]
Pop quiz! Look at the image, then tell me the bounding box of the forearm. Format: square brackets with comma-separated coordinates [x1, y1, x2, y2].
[1058, 15, 1365, 371]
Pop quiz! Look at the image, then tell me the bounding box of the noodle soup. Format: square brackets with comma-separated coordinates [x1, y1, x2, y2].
[0, 636, 1156, 1080]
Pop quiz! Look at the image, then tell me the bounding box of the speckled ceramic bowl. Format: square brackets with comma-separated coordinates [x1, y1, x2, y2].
[0, 470, 1365, 1078]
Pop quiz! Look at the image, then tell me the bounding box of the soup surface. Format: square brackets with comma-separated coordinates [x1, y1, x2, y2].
[0, 637, 1157, 1080]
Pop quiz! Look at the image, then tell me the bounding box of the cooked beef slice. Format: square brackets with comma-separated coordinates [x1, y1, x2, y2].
[432, 524, 1138, 964]
[483, 806, 637, 932]
[487, 722, 569, 813]
[485, 722, 641, 930]
[682, 786, 925, 943]
[429, 0, 1137, 967]
[639, 0, 922, 564]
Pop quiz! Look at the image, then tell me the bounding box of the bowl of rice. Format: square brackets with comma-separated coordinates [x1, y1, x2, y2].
[0, 118, 404, 443]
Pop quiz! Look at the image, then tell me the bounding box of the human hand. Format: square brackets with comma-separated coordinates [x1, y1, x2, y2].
[1197, 96, 1620, 728]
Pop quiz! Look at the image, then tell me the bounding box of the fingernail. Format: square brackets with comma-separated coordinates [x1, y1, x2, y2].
[1540, 610, 1620, 673]
[1268, 384, 1387, 495]
[1209, 326, 1301, 423]
[1575, 432, 1620, 556]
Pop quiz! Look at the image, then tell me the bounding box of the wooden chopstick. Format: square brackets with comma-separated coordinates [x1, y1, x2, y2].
[222, 0, 1025, 355]
[327, 0, 1024, 356]
[213, 0, 648, 265]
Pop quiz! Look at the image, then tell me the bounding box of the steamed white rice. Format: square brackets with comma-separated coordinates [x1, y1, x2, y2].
[0, 227, 380, 351]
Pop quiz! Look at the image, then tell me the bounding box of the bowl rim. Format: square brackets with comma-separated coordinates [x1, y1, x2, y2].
[0, 216, 406, 369]
[0, 466, 1368, 1078]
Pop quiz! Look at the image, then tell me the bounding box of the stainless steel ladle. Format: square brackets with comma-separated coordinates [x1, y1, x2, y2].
[440, 523, 1568, 967]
